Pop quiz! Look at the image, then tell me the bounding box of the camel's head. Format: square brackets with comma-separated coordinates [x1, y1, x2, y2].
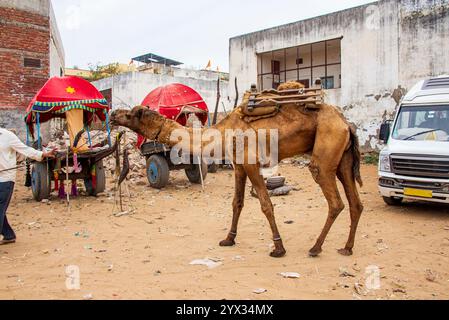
[110, 106, 166, 140]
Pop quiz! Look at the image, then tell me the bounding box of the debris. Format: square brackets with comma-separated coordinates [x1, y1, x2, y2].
[284, 220, 294, 225]
[266, 176, 286, 190]
[114, 211, 134, 217]
[354, 283, 367, 296]
[253, 288, 267, 294]
[107, 264, 114, 272]
[390, 280, 406, 293]
[425, 269, 437, 282]
[393, 288, 406, 294]
[376, 239, 389, 252]
[270, 186, 295, 197]
[83, 293, 93, 300]
[352, 264, 362, 272]
[339, 267, 356, 278]
[74, 231, 89, 238]
[190, 258, 223, 269]
[279, 272, 300, 279]
[232, 256, 245, 261]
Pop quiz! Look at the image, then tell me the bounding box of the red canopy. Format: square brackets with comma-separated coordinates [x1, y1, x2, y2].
[25, 76, 109, 131]
[137, 83, 209, 147]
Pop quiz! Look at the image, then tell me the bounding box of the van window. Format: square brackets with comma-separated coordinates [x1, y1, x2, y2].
[392, 105, 449, 141]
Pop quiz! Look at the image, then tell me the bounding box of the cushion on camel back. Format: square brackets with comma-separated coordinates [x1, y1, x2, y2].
[239, 91, 280, 117]
[238, 81, 323, 123]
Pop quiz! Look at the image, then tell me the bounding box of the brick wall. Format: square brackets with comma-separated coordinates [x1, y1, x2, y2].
[0, 6, 50, 111]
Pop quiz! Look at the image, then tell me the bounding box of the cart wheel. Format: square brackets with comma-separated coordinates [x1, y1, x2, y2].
[31, 162, 51, 201]
[208, 163, 219, 173]
[185, 161, 208, 184]
[84, 160, 106, 196]
[146, 155, 170, 189]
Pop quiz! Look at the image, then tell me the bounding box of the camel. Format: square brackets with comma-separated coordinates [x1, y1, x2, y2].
[110, 82, 364, 258]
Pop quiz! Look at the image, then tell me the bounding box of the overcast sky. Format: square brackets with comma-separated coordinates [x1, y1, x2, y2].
[52, 0, 374, 72]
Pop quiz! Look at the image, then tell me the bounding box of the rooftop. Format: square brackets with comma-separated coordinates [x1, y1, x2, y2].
[132, 53, 183, 67]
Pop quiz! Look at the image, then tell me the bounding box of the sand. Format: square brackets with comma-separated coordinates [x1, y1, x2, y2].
[1, 164, 448, 300]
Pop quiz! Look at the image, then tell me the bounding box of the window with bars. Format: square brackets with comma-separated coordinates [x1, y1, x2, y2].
[257, 38, 342, 90]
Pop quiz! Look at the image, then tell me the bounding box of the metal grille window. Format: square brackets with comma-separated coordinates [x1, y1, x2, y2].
[257, 38, 342, 90]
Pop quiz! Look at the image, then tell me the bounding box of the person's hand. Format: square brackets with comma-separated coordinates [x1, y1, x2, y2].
[42, 148, 57, 159]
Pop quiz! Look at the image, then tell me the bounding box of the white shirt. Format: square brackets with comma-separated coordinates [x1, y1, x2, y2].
[0, 128, 43, 183]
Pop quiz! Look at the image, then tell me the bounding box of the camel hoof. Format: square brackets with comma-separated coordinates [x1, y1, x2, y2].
[308, 248, 322, 257]
[338, 248, 353, 256]
[270, 249, 286, 258]
[219, 239, 235, 247]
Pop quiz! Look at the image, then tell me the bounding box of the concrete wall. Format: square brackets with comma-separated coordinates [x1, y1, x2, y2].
[93, 71, 231, 115]
[49, 1, 65, 77]
[229, 0, 449, 151]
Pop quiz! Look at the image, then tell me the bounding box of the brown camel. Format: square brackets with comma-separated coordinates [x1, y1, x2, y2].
[110, 83, 364, 258]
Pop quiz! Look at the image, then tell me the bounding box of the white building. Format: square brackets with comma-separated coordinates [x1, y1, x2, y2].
[229, 0, 449, 150]
[93, 54, 230, 116]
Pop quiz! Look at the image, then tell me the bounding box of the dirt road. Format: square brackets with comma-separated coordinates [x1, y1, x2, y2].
[1, 164, 448, 300]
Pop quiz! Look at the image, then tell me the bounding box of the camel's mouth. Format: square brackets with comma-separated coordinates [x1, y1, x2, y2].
[109, 111, 126, 127]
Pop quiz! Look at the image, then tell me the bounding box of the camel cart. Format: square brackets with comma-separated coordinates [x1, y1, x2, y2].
[137, 83, 209, 189]
[24, 76, 120, 201]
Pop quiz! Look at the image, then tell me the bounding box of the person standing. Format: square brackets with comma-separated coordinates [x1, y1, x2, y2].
[0, 128, 56, 245]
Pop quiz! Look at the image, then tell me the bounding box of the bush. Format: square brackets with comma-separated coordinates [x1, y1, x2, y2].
[363, 152, 379, 165]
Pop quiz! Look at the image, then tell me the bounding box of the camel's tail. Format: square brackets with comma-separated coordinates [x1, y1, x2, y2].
[349, 125, 363, 188]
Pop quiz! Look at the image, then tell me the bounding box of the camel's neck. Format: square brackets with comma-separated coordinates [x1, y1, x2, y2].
[154, 117, 229, 157]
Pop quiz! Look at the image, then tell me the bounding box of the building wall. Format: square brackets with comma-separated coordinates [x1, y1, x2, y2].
[92, 71, 231, 116]
[229, 0, 449, 151]
[0, 0, 64, 139]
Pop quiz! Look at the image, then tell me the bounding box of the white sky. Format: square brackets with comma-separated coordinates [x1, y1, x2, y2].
[52, 0, 375, 72]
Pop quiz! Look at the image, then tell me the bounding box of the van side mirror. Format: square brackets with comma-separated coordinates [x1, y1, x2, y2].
[379, 121, 392, 143]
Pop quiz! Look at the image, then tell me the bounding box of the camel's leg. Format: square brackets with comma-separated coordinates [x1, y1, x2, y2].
[220, 165, 247, 247]
[308, 135, 348, 257]
[245, 165, 286, 258]
[337, 151, 364, 256]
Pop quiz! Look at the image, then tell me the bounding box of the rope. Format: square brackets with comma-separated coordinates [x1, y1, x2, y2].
[36, 113, 41, 150]
[105, 111, 112, 147]
[85, 124, 92, 148]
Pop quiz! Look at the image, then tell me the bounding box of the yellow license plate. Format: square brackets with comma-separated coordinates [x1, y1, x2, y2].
[404, 188, 433, 198]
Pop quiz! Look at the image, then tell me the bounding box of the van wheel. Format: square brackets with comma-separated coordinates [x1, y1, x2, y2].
[383, 196, 403, 206]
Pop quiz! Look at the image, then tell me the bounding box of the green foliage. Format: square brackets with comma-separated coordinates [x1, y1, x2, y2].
[363, 152, 379, 165]
[88, 62, 121, 81]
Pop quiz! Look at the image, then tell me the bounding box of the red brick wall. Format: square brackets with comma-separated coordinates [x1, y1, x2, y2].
[0, 6, 50, 111]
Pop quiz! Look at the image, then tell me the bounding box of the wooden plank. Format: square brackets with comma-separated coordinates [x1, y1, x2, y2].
[250, 93, 322, 102]
[252, 97, 322, 106]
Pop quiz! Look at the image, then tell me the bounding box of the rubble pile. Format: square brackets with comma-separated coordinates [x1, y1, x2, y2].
[104, 128, 147, 183]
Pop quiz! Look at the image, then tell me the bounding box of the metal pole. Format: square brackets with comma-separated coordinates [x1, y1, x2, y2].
[198, 156, 205, 191]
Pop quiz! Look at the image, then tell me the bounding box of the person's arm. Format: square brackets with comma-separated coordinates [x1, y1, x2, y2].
[8, 133, 55, 162]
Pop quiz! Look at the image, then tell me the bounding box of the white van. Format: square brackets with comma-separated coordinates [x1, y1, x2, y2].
[378, 76, 449, 205]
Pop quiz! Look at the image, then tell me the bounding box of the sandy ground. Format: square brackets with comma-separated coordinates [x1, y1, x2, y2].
[0, 163, 448, 300]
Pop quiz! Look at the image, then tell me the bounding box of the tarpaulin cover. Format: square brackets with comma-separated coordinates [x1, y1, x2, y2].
[25, 76, 109, 132]
[137, 83, 209, 147]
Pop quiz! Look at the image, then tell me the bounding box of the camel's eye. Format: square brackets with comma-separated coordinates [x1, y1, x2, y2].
[126, 114, 131, 120]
